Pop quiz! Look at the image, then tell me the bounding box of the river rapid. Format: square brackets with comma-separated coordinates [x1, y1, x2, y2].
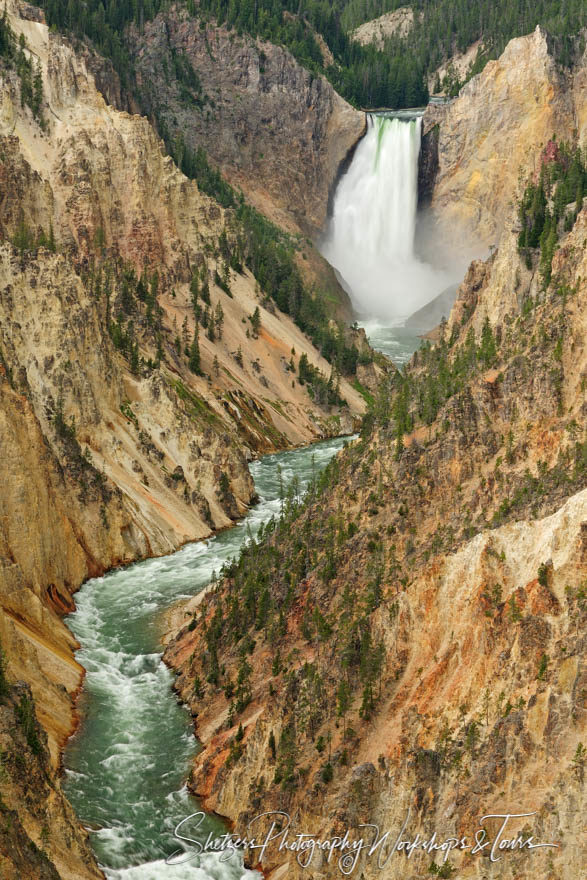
[64, 436, 350, 879]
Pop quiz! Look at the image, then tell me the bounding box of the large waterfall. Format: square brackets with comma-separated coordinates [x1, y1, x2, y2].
[321, 114, 451, 323]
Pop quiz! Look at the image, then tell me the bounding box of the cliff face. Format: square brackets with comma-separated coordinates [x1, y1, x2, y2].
[350, 7, 418, 49]
[0, 679, 102, 880]
[164, 181, 586, 879]
[1, 3, 365, 453]
[132, 6, 366, 236]
[423, 27, 585, 245]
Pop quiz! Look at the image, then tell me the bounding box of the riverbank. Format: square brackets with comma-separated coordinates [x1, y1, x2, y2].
[62, 437, 350, 878]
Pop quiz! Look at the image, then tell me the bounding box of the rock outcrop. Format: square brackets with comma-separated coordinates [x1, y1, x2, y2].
[0, 679, 102, 880]
[132, 7, 366, 235]
[422, 27, 585, 245]
[427, 38, 485, 94]
[350, 7, 418, 49]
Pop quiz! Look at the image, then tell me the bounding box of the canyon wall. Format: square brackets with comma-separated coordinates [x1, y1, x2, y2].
[132, 6, 366, 236]
[165, 197, 586, 880]
[422, 27, 586, 245]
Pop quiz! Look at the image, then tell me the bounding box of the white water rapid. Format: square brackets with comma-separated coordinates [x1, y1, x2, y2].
[321, 114, 452, 325]
[64, 438, 349, 879]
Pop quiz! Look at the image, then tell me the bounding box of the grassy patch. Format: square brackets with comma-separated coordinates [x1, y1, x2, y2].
[352, 380, 375, 408]
[170, 378, 222, 428]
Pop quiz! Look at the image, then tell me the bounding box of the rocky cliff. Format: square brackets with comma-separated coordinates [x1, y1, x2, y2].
[132, 5, 366, 237]
[350, 6, 418, 49]
[422, 27, 586, 245]
[0, 676, 102, 880]
[165, 182, 586, 879]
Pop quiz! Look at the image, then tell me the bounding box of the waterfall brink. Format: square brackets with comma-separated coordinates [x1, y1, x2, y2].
[321, 114, 450, 322]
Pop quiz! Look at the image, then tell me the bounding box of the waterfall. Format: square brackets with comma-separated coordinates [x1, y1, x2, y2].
[321, 114, 451, 322]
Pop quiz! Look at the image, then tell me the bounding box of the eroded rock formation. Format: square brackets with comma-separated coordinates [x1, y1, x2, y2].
[164, 200, 586, 880]
[422, 27, 585, 245]
[350, 7, 418, 49]
[132, 6, 366, 235]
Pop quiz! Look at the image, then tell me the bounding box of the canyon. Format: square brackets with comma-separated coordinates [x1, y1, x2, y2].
[163, 22, 587, 880]
[0, 2, 368, 876]
[0, 2, 585, 879]
[165, 200, 587, 879]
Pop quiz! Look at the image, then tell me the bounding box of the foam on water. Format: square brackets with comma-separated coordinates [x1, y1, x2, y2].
[64, 437, 350, 878]
[321, 115, 452, 322]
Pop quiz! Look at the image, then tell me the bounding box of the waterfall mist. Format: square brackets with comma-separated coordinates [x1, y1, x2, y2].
[321, 115, 458, 324]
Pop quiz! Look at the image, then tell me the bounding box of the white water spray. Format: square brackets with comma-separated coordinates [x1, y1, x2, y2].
[321, 115, 451, 322]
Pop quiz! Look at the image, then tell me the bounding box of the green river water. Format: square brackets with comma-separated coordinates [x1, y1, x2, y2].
[63, 436, 350, 879]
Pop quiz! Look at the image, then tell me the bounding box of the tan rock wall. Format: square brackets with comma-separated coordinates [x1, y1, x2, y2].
[423, 27, 583, 246]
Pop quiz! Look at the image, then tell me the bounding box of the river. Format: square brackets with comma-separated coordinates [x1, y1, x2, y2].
[63, 436, 350, 879]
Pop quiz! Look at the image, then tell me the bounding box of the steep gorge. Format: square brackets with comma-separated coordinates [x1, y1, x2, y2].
[165, 191, 587, 880]
[0, 3, 369, 876]
[163, 28, 587, 880]
[0, 3, 585, 879]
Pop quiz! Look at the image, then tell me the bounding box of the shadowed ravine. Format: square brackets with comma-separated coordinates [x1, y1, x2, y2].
[63, 437, 349, 879]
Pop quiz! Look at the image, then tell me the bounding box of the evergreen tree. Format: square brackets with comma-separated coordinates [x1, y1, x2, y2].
[479, 317, 497, 367]
[189, 326, 202, 375]
[249, 305, 261, 337]
[32, 60, 43, 119]
[214, 302, 224, 338]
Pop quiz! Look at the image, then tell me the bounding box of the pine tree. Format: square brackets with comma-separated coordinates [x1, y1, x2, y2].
[13, 209, 33, 253]
[214, 301, 224, 338]
[189, 326, 202, 375]
[479, 317, 497, 367]
[32, 60, 43, 120]
[540, 224, 558, 287]
[250, 305, 261, 337]
[200, 268, 211, 305]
